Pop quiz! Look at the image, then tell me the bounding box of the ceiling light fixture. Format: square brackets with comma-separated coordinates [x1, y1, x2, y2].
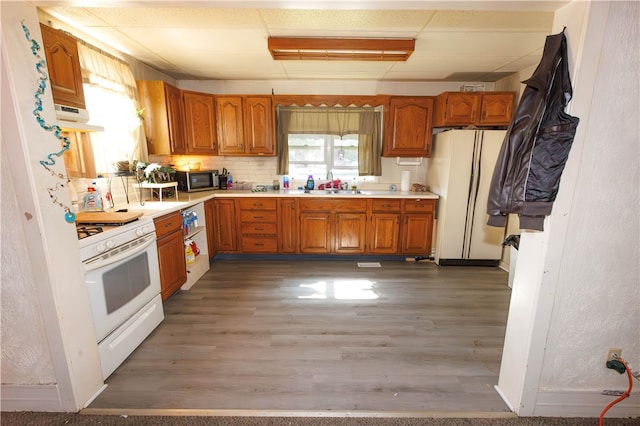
[268, 37, 415, 61]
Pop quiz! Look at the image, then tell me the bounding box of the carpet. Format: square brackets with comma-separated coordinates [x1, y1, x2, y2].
[1, 413, 639, 426]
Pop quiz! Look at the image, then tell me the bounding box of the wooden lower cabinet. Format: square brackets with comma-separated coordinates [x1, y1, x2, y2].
[369, 199, 401, 254]
[154, 211, 187, 301]
[205, 196, 434, 257]
[214, 199, 238, 252]
[400, 199, 435, 255]
[369, 213, 400, 254]
[204, 199, 216, 259]
[238, 198, 278, 253]
[298, 198, 368, 254]
[299, 213, 332, 254]
[335, 213, 367, 253]
[278, 198, 298, 253]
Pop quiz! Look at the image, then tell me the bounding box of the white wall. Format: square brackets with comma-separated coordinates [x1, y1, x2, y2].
[1, 1, 104, 411]
[497, 0, 640, 417]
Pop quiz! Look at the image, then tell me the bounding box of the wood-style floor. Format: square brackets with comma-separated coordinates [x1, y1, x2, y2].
[89, 259, 512, 413]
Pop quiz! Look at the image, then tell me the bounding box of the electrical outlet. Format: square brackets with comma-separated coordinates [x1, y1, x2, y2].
[606, 348, 622, 362]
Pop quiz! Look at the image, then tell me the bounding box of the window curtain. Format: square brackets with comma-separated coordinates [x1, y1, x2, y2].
[77, 42, 148, 174]
[276, 106, 382, 176]
[276, 109, 291, 175]
[357, 109, 382, 176]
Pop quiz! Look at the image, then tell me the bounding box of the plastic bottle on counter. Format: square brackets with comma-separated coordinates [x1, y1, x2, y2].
[306, 174, 315, 190]
[227, 172, 233, 190]
[83, 182, 103, 211]
[283, 175, 289, 189]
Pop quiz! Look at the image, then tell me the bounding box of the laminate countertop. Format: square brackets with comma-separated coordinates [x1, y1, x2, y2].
[123, 189, 439, 219]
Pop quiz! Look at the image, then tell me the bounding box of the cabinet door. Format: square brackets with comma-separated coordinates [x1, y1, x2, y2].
[478, 93, 515, 126]
[244, 97, 275, 156]
[383, 97, 434, 157]
[299, 213, 332, 254]
[335, 213, 367, 254]
[214, 199, 238, 252]
[401, 213, 434, 255]
[440, 93, 479, 126]
[157, 230, 187, 301]
[369, 213, 400, 254]
[216, 96, 245, 155]
[40, 24, 85, 109]
[165, 84, 187, 154]
[279, 198, 298, 253]
[204, 199, 216, 259]
[183, 91, 217, 155]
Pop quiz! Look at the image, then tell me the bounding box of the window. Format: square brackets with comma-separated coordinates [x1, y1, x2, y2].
[288, 134, 359, 181]
[276, 105, 382, 179]
[75, 41, 146, 177]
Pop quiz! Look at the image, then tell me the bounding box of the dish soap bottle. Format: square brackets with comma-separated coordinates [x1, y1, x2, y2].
[83, 182, 103, 211]
[306, 174, 315, 190]
[227, 172, 233, 190]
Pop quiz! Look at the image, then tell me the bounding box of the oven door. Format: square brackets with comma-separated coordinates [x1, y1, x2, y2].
[84, 232, 162, 342]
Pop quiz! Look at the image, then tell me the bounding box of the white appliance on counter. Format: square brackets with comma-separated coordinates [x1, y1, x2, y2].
[78, 216, 164, 379]
[427, 129, 507, 266]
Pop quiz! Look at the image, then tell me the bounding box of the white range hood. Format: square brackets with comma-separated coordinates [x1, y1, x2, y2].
[55, 103, 104, 132]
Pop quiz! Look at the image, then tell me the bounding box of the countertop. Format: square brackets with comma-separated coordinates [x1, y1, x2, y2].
[122, 189, 439, 219]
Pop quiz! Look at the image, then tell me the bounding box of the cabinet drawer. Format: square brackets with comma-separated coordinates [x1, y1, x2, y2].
[372, 199, 401, 212]
[240, 211, 277, 222]
[238, 198, 277, 210]
[154, 211, 182, 238]
[403, 199, 435, 213]
[299, 198, 367, 212]
[240, 222, 278, 235]
[241, 236, 278, 252]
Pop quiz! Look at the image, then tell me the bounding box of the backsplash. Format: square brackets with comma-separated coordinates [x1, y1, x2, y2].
[69, 155, 428, 212]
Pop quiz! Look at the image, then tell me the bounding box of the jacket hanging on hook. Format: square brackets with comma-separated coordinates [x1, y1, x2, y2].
[486, 30, 580, 231]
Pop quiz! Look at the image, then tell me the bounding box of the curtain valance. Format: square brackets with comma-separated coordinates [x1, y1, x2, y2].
[277, 106, 375, 137]
[77, 42, 138, 100]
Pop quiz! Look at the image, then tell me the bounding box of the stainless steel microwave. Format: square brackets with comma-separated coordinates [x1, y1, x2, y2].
[175, 170, 219, 192]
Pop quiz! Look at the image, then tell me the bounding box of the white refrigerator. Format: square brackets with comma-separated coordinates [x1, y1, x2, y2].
[426, 129, 507, 266]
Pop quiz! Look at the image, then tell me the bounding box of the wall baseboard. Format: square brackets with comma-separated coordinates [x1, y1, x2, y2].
[534, 390, 640, 417]
[1, 384, 63, 412]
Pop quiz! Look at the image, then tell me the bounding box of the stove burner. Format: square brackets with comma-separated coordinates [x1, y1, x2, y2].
[77, 225, 104, 240]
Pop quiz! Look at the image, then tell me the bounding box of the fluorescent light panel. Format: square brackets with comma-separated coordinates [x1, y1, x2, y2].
[268, 37, 415, 61]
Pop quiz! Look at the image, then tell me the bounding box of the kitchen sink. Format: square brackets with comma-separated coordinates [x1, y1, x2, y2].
[302, 189, 369, 196]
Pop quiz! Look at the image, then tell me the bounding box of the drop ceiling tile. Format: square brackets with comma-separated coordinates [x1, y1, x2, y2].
[414, 32, 549, 57]
[57, 7, 264, 28]
[496, 55, 544, 72]
[269, 29, 417, 39]
[40, 7, 107, 27]
[426, 10, 553, 32]
[118, 28, 269, 55]
[260, 9, 435, 32]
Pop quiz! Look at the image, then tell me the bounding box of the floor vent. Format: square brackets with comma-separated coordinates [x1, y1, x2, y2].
[357, 262, 382, 268]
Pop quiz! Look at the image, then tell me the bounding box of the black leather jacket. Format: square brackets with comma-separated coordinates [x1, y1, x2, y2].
[487, 30, 580, 231]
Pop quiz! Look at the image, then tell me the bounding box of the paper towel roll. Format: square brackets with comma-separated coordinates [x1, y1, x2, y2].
[400, 170, 411, 191]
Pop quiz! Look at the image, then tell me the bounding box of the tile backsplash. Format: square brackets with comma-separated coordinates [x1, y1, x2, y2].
[70, 154, 428, 212]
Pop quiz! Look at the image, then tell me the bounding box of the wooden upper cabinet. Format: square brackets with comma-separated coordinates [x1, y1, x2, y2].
[183, 91, 217, 155]
[433, 91, 515, 127]
[216, 96, 276, 156]
[40, 24, 85, 109]
[383, 96, 434, 157]
[136, 81, 186, 155]
[216, 96, 245, 155]
[165, 84, 187, 154]
[478, 92, 515, 126]
[243, 96, 275, 155]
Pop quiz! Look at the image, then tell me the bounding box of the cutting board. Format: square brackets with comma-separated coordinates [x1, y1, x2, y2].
[75, 211, 143, 225]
